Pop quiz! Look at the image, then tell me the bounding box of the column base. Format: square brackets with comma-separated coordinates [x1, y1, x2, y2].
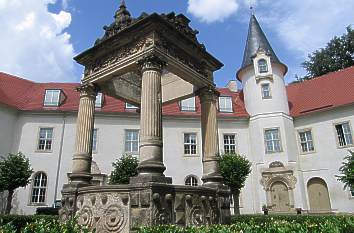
[202, 173, 224, 187]
[130, 174, 172, 185]
[68, 172, 92, 185]
[137, 160, 166, 176]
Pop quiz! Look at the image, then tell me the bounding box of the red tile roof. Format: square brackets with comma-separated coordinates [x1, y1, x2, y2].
[1, 66, 353, 118]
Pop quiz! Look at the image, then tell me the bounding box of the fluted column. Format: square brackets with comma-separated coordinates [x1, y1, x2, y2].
[133, 55, 170, 183]
[198, 87, 223, 186]
[69, 84, 97, 184]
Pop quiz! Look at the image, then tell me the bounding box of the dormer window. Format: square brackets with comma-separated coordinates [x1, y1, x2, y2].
[258, 59, 268, 73]
[218, 96, 233, 113]
[95, 93, 103, 108]
[125, 103, 138, 109]
[180, 97, 196, 111]
[44, 90, 61, 107]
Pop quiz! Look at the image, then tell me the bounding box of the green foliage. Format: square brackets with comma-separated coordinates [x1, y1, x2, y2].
[219, 153, 251, 193]
[138, 215, 354, 233]
[109, 154, 139, 185]
[302, 26, 354, 79]
[0, 223, 16, 233]
[337, 150, 354, 190]
[0, 215, 57, 232]
[0, 153, 33, 192]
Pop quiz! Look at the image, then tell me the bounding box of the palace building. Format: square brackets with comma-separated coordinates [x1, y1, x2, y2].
[0, 12, 354, 215]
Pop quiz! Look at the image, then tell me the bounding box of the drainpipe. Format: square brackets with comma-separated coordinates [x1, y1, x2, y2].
[53, 114, 66, 206]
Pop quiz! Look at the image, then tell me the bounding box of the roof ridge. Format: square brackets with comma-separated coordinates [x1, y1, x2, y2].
[0, 72, 36, 84]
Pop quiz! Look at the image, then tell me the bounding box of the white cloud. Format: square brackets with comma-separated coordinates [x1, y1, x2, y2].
[0, 0, 76, 82]
[187, 0, 239, 23]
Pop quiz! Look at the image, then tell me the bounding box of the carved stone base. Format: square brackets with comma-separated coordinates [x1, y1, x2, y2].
[59, 183, 230, 232]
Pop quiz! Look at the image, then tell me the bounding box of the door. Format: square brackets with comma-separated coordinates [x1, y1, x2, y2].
[271, 181, 290, 212]
[307, 178, 331, 212]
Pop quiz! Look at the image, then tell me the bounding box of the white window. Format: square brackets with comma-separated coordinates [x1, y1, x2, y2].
[299, 130, 315, 153]
[261, 83, 271, 99]
[125, 130, 139, 153]
[125, 103, 138, 109]
[258, 59, 268, 73]
[219, 96, 233, 113]
[185, 175, 198, 186]
[38, 128, 53, 151]
[184, 133, 197, 155]
[264, 128, 282, 153]
[224, 134, 236, 154]
[44, 90, 61, 106]
[95, 93, 103, 108]
[335, 122, 353, 147]
[181, 97, 196, 111]
[92, 129, 98, 152]
[31, 172, 47, 204]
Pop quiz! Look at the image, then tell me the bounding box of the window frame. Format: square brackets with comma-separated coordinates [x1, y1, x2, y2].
[29, 172, 48, 206]
[184, 175, 199, 186]
[125, 103, 138, 110]
[124, 129, 140, 154]
[298, 129, 316, 154]
[95, 93, 103, 108]
[223, 134, 237, 154]
[258, 59, 268, 73]
[261, 83, 272, 99]
[43, 89, 61, 107]
[334, 121, 354, 148]
[183, 133, 198, 156]
[92, 128, 98, 153]
[218, 96, 233, 113]
[36, 127, 54, 153]
[264, 127, 283, 154]
[180, 97, 196, 112]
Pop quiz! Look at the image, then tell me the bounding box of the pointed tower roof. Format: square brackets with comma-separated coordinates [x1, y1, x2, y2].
[237, 14, 287, 78]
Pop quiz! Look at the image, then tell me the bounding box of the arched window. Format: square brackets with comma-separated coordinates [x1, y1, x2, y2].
[258, 59, 268, 73]
[185, 175, 198, 186]
[31, 172, 47, 204]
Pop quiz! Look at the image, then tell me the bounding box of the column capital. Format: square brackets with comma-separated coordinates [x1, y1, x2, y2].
[197, 86, 220, 103]
[138, 54, 166, 73]
[76, 84, 98, 99]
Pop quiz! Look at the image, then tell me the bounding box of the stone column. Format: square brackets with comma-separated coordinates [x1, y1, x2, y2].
[69, 84, 97, 184]
[198, 87, 223, 186]
[131, 55, 171, 184]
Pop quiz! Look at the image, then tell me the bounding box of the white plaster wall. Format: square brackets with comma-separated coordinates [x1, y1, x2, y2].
[0, 105, 18, 156]
[294, 105, 354, 213]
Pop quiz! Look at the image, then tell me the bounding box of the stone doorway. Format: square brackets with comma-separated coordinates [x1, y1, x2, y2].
[307, 178, 331, 213]
[270, 181, 290, 212]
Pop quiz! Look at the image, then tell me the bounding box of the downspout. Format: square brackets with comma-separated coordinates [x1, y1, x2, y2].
[53, 113, 66, 205]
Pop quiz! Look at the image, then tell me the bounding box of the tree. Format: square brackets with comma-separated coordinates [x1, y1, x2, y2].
[219, 153, 252, 215]
[302, 26, 354, 79]
[109, 154, 138, 185]
[0, 152, 33, 214]
[337, 150, 354, 191]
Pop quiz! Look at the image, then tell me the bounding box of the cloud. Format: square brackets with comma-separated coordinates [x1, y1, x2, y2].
[187, 0, 239, 23]
[0, 0, 76, 82]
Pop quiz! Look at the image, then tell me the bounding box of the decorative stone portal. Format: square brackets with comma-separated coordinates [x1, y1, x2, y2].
[59, 2, 230, 232]
[260, 161, 297, 213]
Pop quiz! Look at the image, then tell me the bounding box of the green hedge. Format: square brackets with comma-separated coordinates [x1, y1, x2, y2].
[0, 215, 57, 232]
[139, 215, 354, 233]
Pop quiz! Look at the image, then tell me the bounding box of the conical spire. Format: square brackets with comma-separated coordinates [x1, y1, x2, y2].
[114, 0, 132, 27]
[240, 14, 283, 70]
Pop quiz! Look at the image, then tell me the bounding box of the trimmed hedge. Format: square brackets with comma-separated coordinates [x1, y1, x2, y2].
[0, 215, 57, 232]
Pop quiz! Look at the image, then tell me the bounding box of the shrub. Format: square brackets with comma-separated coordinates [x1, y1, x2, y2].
[22, 218, 90, 233]
[0, 215, 57, 232]
[109, 154, 138, 184]
[35, 207, 59, 216]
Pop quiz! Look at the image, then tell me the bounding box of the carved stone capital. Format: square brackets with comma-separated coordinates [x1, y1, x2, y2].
[76, 84, 98, 99]
[138, 55, 166, 73]
[197, 87, 219, 103]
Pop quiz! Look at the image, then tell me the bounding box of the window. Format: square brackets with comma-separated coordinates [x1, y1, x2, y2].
[299, 130, 315, 153]
[351, 189, 354, 197]
[95, 93, 103, 108]
[92, 129, 98, 152]
[125, 103, 138, 109]
[38, 128, 53, 151]
[184, 133, 197, 155]
[264, 128, 282, 153]
[258, 59, 268, 73]
[180, 97, 196, 111]
[224, 134, 236, 153]
[44, 90, 61, 106]
[125, 130, 139, 153]
[335, 122, 353, 147]
[185, 175, 198, 186]
[261, 83, 271, 99]
[219, 96, 233, 113]
[31, 172, 47, 204]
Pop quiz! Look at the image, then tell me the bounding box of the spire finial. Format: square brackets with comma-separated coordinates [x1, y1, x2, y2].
[120, 0, 126, 8]
[249, 0, 255, 15]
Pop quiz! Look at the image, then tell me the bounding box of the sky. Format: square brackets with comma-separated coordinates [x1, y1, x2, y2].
[0, 0, 353, 87]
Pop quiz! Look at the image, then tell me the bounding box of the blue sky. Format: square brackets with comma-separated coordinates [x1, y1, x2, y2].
[0, 0, 353, 87]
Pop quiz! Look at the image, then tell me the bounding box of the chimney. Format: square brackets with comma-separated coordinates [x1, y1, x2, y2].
[226, 80, 238, 92]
